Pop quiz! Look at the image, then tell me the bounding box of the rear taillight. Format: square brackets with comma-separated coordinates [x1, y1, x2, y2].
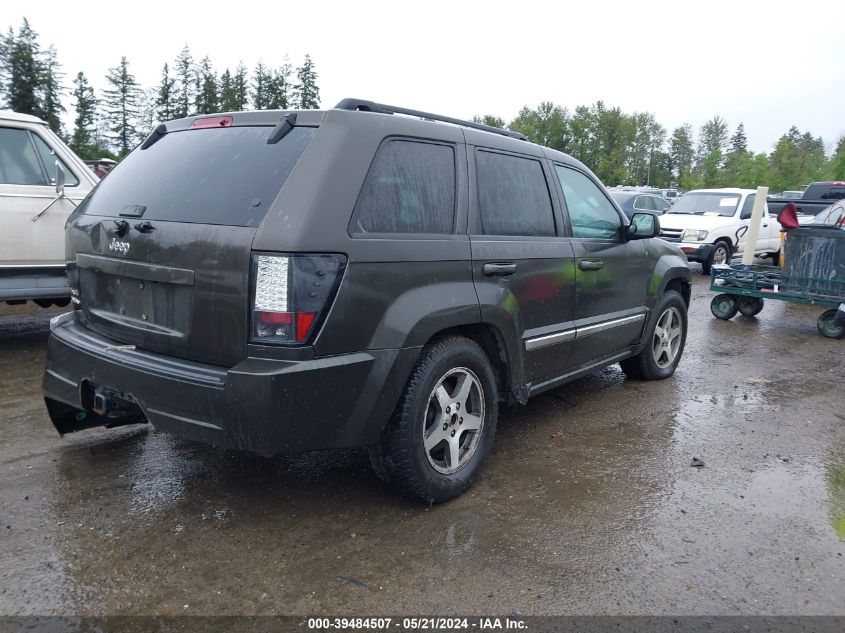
[251, 253, 346, 345]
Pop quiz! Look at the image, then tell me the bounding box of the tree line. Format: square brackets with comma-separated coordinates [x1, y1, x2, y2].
[2, 18, 843, 190]
[478, 103, 844, 192]
[0, 18, 321, 159]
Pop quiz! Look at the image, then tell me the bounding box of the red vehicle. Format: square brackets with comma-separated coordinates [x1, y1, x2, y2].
[84, 158, 117, 179]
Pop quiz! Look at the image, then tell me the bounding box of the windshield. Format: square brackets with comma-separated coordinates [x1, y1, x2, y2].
[669, 192, 740, 216]
[811, 201, 845, 227]
[81, 125, 315, 227]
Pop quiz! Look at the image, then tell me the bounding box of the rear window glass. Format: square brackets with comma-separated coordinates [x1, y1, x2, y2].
[81, 126, 315, 227]
[476, 151, 555, 236]
[350, 139, 456, 235]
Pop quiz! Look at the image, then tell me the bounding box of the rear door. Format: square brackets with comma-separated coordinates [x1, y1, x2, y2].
[552, 164, 648, 368]
[68, 122, 316, 367]
[469, 147, 576, 383]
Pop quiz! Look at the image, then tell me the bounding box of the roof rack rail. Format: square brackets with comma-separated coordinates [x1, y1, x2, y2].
[334, 98, 527, 141]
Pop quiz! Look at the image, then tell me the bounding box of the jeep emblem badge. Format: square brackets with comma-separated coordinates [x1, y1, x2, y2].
[108, 237, 130, 255]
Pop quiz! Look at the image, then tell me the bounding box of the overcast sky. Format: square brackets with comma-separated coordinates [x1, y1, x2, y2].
[8, 0, 844, 154]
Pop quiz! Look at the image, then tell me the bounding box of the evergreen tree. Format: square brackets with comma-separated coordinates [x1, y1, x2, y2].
[39, 46, 65, 135]
[829, 137, 845, 180]
[293, 54, 320, 109]
[173, 45, 194, 118]
[3, 19, 43, 116]
[154, 63, 177, 121]
[729, 123, 748, 154]
[69, 71, 97, 157]
[252, 61, 271, 110]
[195, 56, 218, 114]
[218, 68, 236, 111]
[233, 63, 249, 110]
[266, 60, 292, 109]
[669, 125, 695, 189]
[102, 56, 142, 157]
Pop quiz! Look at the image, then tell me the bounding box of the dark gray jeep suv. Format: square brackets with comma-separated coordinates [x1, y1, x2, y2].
[43, 99, 691, 502]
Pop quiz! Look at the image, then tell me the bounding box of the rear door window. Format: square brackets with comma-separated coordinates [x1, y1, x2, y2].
[350, 139, 456, 234]
[80, 126, 315, 227]
[475, 150, 555, 236]
[0, 127, 49, 186]
[554, 166, 621, 239]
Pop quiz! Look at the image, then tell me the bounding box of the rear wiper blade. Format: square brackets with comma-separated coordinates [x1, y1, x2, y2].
[267, 113, 297, 144]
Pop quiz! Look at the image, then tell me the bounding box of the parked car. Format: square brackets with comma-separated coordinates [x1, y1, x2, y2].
[0, 111, 99, 306]
[810, 199, 845, 229]
[768, 181, 845, 225]
[84, 158, 117, 179]
[43, 99, 691, 502]
[609, 191, 671, 218]
[659, 188, 782, 274]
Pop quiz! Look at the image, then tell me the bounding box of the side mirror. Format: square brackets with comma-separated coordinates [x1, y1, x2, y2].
[627, 212, 659, 240]
[55, 161, 65, 196]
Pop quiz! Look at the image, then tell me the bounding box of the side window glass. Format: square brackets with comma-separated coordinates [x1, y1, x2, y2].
[740, 194, 756, 220]
[634, 196, 651, 211]
[31, 133, 79, 187]
[475, 151, 555, 236]
[554, 166, 621, 239]
[656, 198, 670, 212]
[351, 139, 456, 234]
[0, 127, 49, 186]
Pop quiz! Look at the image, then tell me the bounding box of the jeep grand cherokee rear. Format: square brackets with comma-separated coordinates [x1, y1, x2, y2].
[44, 101, 691, 502]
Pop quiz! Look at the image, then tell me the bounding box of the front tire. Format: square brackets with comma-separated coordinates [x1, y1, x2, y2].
[701, 241, 731, 276]
[372, 336, 498, 503]
[621, 291, 687, 381]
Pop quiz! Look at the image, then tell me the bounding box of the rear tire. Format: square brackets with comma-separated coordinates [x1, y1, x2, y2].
[620, 290, 687, 381]
[817, 310, 845, 339]
[737, 296, 764, 317]
[701, 241, 731, 276]
[710, 294, 738, 320]
[372, 336, 498, 503]
[770, 250, 781, 267]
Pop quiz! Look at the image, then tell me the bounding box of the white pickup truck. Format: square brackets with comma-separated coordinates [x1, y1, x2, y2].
[658, 188, 782, 275]
[0, 111, 99, 306]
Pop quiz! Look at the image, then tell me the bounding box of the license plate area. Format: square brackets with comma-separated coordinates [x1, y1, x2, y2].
[79, 269, 191, 337]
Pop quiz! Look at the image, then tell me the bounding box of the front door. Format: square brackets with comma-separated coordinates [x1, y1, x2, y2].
[553, 165, 648, 368]
[0, 126, 81, 267]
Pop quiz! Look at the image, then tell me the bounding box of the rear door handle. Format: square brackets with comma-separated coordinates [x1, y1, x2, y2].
[483, 262, 517, 277]
[579, 260, 605, 271]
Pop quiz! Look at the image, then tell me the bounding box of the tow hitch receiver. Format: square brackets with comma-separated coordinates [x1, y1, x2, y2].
[45, 382, 147, 437]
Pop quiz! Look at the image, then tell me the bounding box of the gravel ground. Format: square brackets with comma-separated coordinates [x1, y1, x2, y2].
[0, 274, 843, 616]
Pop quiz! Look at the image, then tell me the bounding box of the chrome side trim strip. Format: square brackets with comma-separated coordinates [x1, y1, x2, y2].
[576, 313, 645, 338]
[524, 328, 577, 351]
[524, 313, 646, 351]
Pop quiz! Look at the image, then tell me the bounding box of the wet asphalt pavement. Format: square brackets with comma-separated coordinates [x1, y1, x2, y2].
[0, 274, 843, 616]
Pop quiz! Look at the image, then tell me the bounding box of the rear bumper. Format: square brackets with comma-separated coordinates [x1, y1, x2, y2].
[43, 313, 415, 454]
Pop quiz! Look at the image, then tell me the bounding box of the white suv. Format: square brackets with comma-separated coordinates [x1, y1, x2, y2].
[0, 111, 98, 306]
